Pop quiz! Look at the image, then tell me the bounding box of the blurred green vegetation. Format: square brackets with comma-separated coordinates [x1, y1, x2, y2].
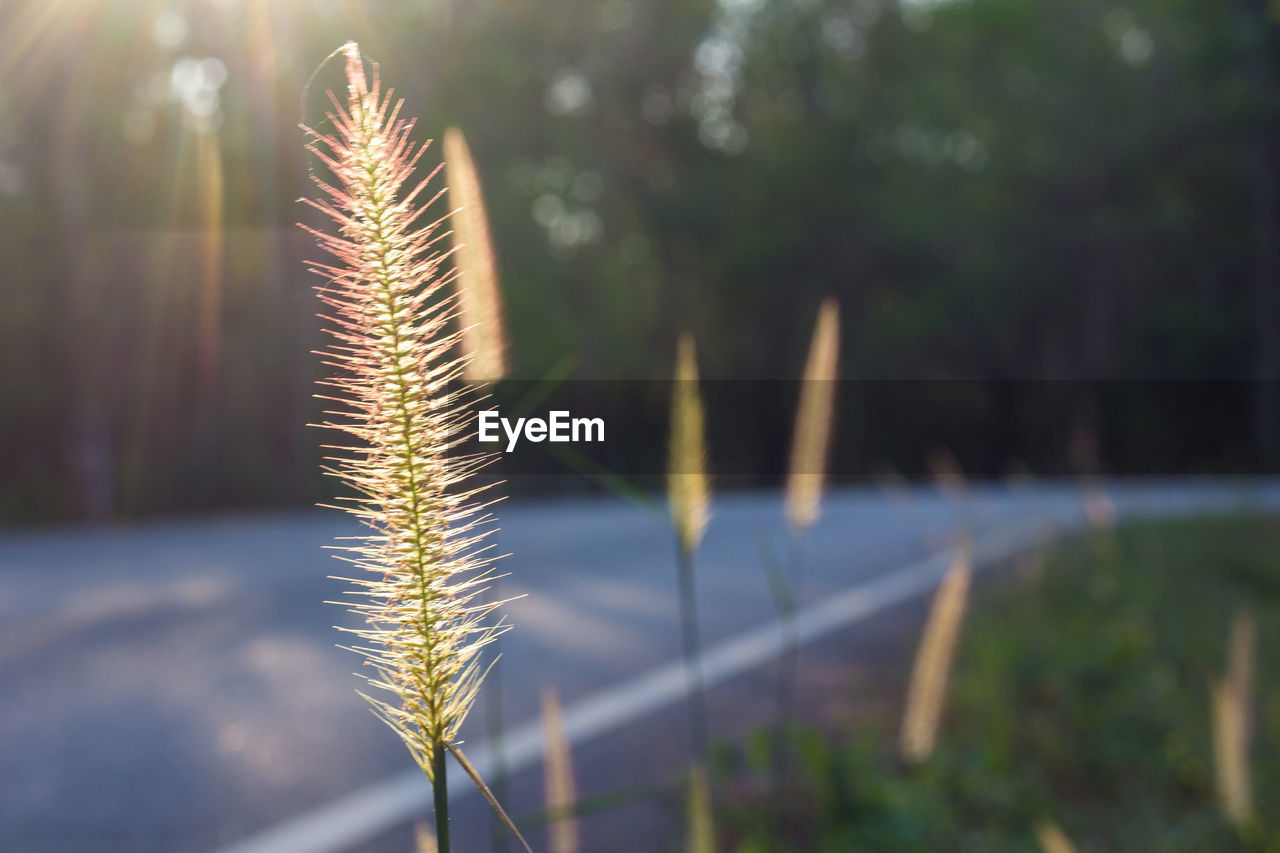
[1, 0, 1278, 521]
[720, 516, 1280, 851]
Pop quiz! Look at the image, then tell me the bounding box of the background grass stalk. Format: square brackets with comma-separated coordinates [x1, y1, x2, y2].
[677, 541, 710, 762]
[541, 688, 580, 853]
[771, 298, 839, 802]
[668, 334, 711, 763]
[770, 529, 805, 802]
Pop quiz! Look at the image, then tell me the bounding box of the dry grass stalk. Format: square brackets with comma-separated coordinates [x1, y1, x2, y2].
[667, 333, 712, 759]
[1034, 820, 1077, 853]
[899, 549, 972, 764]
[301, 42, 524, 851]
[686, 764, 716, 853]
[1212, 608, 1255, 828]
[541, 688, 580, 853]
[444, 127, 507, 382]
[669, 333, 710, 556]
[784, 298, 840, 533]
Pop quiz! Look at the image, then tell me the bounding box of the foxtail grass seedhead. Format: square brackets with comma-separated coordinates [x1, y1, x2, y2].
[685, 764, 716, 853]
[444, 127, 508, 383]
[301, 42, 506, 776]
[669, 333, 710, 557]
[900, 550, 972, 764]
[541, 688, 579, 853]
[785, 298, 839, 533]
[1212, 608, 1255, 828]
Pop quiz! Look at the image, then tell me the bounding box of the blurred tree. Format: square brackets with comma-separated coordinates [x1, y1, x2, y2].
[0, 0, 1276, 521]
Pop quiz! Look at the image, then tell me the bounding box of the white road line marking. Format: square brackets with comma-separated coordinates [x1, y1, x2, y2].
[216, 513, 1064, 853]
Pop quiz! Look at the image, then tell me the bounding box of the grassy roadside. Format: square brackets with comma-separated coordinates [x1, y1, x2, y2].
[720, 515, 1280, 851]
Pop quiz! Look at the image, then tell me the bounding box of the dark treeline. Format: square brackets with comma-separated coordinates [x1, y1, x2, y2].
[0, 0, 1277, 523]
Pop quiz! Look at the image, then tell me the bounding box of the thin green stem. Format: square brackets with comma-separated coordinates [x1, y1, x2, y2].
[772, 530, 806, 808]
[676, 543, 709, 763]
[432, 744, 451, 853]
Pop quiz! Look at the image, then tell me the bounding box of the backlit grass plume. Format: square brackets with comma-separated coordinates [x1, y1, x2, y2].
[444, 127, 507, 382]
[784, 298, 839, 534]
[900, 549, 972, 764]
[301, 42, 525, 852]
[1211, 607, 1256, 829]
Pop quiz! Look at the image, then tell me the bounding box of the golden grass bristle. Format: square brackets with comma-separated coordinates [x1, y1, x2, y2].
[1212, 608, 1255, 828]
[668, 333, 710, 557]
[444, 126, 507, 382]
[301, 41, 508, 779]
[784, 298, 840, 533]
[1034, 820, 1077, 853]
[541, 688, 579, 853]
[685, 763, 716, 853]
[899, 549, 972, 764]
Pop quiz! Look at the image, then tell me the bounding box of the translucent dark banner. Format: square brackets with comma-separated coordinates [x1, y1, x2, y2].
[446, 379, 1276, 482]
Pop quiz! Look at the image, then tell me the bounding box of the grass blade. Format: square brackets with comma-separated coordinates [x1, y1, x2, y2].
[446, 742, 534, 853]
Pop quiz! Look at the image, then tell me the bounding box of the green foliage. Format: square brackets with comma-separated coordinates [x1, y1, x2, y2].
[723, 517, 1280, 851]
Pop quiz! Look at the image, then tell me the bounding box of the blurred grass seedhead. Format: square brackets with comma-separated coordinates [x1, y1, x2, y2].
[669, 333, 710, 556]
[784, 297, 839, 535]
[444, 127, 507, 383]
[900, 549, 972, 764]
[1211, 607, 1256, 830]
[1034, 820, 1078, 853]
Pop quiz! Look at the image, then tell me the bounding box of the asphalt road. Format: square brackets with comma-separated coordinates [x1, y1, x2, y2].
[1, 480, 1277, 852]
